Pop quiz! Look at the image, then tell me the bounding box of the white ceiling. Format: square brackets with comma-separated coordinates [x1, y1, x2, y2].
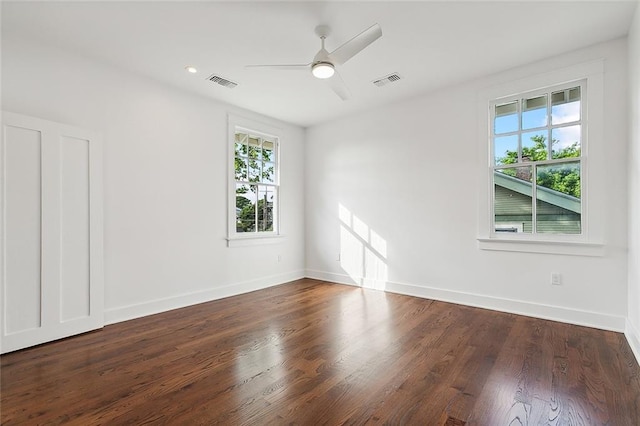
[2, 1, 638, 127]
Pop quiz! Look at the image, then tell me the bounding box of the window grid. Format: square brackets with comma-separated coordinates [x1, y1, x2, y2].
[490, 81, 584, 235]
[233, 128, 279, 235]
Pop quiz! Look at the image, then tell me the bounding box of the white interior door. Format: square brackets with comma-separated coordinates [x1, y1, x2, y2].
[1, 111, 104, 354]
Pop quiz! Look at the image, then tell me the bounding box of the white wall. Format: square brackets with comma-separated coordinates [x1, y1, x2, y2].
[2, 22, 637, 347]
[627, 3, 640, 361]
[1, 36, 306, 324]
[306, 38, 629, 331]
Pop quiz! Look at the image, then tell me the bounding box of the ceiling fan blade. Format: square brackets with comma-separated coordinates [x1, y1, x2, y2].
[328, 23, 382, 66]
[245, 63, 310, 71]
[327, 70, 351, 101]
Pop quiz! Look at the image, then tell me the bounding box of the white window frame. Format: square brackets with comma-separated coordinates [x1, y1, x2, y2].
[490, 80, 585, 234]
[227, 114, 283, 247]
[477, 60, 605, 256]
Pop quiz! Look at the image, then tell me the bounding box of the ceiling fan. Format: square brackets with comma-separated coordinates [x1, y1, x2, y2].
[246, 23, 382, 101]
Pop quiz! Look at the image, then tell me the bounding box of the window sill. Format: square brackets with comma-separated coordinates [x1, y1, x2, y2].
[477, 237, 604, 257]
[227, 234, 285, 248]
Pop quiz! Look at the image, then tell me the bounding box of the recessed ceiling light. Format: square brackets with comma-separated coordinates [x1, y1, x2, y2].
[185, 66, 198, 74]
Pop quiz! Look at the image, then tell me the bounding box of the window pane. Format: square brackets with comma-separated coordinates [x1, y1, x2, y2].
[494, 102, 518, 134]
[257, 186, 275, 232]
[248, 137, 261, 161]
[248, 158, 260, 182]
[235, 133, 248, 157]
[536, 161, 581, 198]
[522, 95, 548, 130]
[262, 161, 275, 183]
[262, 140, 275, 162]
[551, 87, 580, 125]
[494, 135, 518, 165]
[235, 156, 247, 181]
[536, 162, 581, 234]
[551, 125, 581, 159]
[494, 167, 533, 233]
[236, 184, 256, 233]
[521, 130, 548, 162]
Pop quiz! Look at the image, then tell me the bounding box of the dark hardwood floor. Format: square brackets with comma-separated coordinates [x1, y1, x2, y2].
[2, 279, 640, 425]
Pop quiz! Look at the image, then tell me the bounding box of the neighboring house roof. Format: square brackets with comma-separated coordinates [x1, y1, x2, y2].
[494, 172, 580, 214]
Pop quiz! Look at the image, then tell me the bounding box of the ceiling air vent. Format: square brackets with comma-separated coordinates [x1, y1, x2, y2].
[207, 74, 238, 89]
[372, 73, 402, 87]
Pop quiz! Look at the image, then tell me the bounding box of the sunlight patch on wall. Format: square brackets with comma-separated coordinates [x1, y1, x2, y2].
[338, 203, 388, 290]
[340, 225, 365, 282]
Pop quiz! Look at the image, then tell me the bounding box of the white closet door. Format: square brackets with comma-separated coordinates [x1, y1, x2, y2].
[1, 111, 104, 354]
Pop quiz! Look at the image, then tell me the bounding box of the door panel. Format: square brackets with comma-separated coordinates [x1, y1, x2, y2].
[1, 112, 103, 353]
[4, 125, 43, 334]
[60, 136, 91, 322]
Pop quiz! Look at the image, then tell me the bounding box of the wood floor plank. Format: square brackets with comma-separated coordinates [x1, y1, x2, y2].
[2, 279, 639, 425]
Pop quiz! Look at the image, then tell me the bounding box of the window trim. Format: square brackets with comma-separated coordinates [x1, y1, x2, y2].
[476, 60, 605, 256]
[227, 114, 283, 247]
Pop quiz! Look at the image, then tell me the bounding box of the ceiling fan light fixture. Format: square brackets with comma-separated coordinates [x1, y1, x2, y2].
[312, 62, 335, 79]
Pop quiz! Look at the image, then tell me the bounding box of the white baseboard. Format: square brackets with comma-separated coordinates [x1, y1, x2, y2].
[105, 270, 305, 325]
[625, 319, 640, 366]
[305, 269, 626, 332]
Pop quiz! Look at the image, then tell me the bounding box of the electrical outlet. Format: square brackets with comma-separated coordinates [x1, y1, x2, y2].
[551, 273, 562, 285]
[337, 253, 341, 262]
[277, 254, 282, 263]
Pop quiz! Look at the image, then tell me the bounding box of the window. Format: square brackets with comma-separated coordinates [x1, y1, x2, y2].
[491, 81, 584, 236]
[228, 115, 281, 245]
[477, 60, 604, 255]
